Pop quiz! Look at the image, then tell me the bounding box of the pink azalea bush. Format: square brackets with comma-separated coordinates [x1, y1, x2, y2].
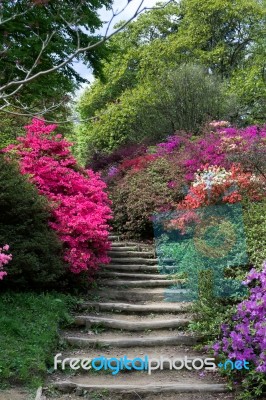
[105, 123, 266, 187]
[5, 119, 112, 275]
[0, 245, 12, 280]
[182, 124, 266, 181]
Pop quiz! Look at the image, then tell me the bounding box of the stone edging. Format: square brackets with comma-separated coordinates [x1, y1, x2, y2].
[35, 386, 42, 400]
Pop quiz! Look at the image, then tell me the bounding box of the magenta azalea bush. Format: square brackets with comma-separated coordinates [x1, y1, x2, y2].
[182, 124, 266, 181]
[103, 122, 266, 239]
[105, 123, 266, 186]
[213, 261, 266, 373]
[154, 134, 185, 156]
[0, 245, 12, 280]
[5, 119, 112, 275]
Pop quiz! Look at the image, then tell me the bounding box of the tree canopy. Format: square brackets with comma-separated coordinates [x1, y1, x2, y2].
[0, 0, 112, 115]
[77, 0, 265, 162]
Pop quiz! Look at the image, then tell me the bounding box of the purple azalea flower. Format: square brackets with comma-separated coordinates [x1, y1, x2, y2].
[213, 261, 266, 372]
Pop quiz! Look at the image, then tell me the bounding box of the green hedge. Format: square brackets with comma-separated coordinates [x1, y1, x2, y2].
[0, 155, 65, 289]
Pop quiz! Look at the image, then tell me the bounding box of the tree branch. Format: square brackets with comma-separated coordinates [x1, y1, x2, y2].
[0, 1, 173, 93]
[0, 0, 174, 122]
[1, 31, 56, 96]
[0, 107, 96, 124]
[0, 3, 35, 26]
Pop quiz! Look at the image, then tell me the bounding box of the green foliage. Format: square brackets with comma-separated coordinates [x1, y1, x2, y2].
[77, 83, 156, 161]
[178, 0, 264, 76]
[78, 64, 234, 161]
[0, 0, 112, 113]
[239, 370, 266, 400]
[150, 64, 236, 133]
[77, 0, 265, 161]
[155, 203, 249, 310]
[0, 114, 29, 149]
[228, 44, 266, 124]
[243, 199, 266, 269]
[77, 2, 182, 119]
[0, 292, 76, 388]
[188, 295, 235, 340]
[171, 199, 266, 369]
[0, 155, 65, 289]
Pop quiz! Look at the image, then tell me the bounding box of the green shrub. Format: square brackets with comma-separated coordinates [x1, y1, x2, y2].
[78, 64, 236, 160]
[0, 114, 29, 149]
[0, 155, 65, 289]
[110, 156, 184, 239]
[243, 199, 266, 269]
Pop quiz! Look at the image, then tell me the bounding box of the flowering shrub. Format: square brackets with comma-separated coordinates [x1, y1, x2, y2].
[5, 119, 112, 275]
[107, 166, 119, 178]
[183, 125, 266, 181]
[177, 164, 265, 210]
[214, 262, 266, 371]
[111, 155, 184, 238]
[99, 121, 266, 397]
[105, 124, 266, 185]
[0, 245, 11, 280]
[167, 163, 265, 236]
[106, 123, 266, 239]
[118, 154, 156, 174]
[87, 143, 148, 172]
[209, 120, 231, 128]
[154, 134, 185, 155]
[212, 261, 266, 398]
[166, 210, 200, 234]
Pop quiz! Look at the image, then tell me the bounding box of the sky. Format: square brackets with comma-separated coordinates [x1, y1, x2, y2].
[74, 0, 160, 96]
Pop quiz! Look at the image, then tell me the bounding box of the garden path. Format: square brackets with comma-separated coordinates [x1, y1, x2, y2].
[45, 235, 235, 400]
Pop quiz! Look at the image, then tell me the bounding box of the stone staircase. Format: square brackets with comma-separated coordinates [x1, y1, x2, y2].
[47, 234, 231, 399]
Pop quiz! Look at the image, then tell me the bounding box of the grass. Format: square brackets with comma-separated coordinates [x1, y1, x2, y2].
[0, 291, 77, 388]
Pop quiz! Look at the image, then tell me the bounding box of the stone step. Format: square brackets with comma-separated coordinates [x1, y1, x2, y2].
[111, 242, 152, 249]
[79, 301, 191, 313]
[97, 271, 175, 280]
[64, 333, 201, 348]
[48, 234, 230, 398]
[74, 315, 190, 331]
[102, 264, 160, 272]
[110, 246, 139, 251]
[50, 352, 228, 392]
[102, 264, 179, 273]
[99, 279, 184, 288]
[109, 235, 120, 241]
[108, 251, 155, 258]
[110, 257, 158, 264]
[52, 379, 227, 395]
[59, 346, 208, 370]
[93, 288, 189, 302]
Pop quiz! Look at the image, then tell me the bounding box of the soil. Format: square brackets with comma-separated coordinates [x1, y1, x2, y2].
[0, 389, 32, 400]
